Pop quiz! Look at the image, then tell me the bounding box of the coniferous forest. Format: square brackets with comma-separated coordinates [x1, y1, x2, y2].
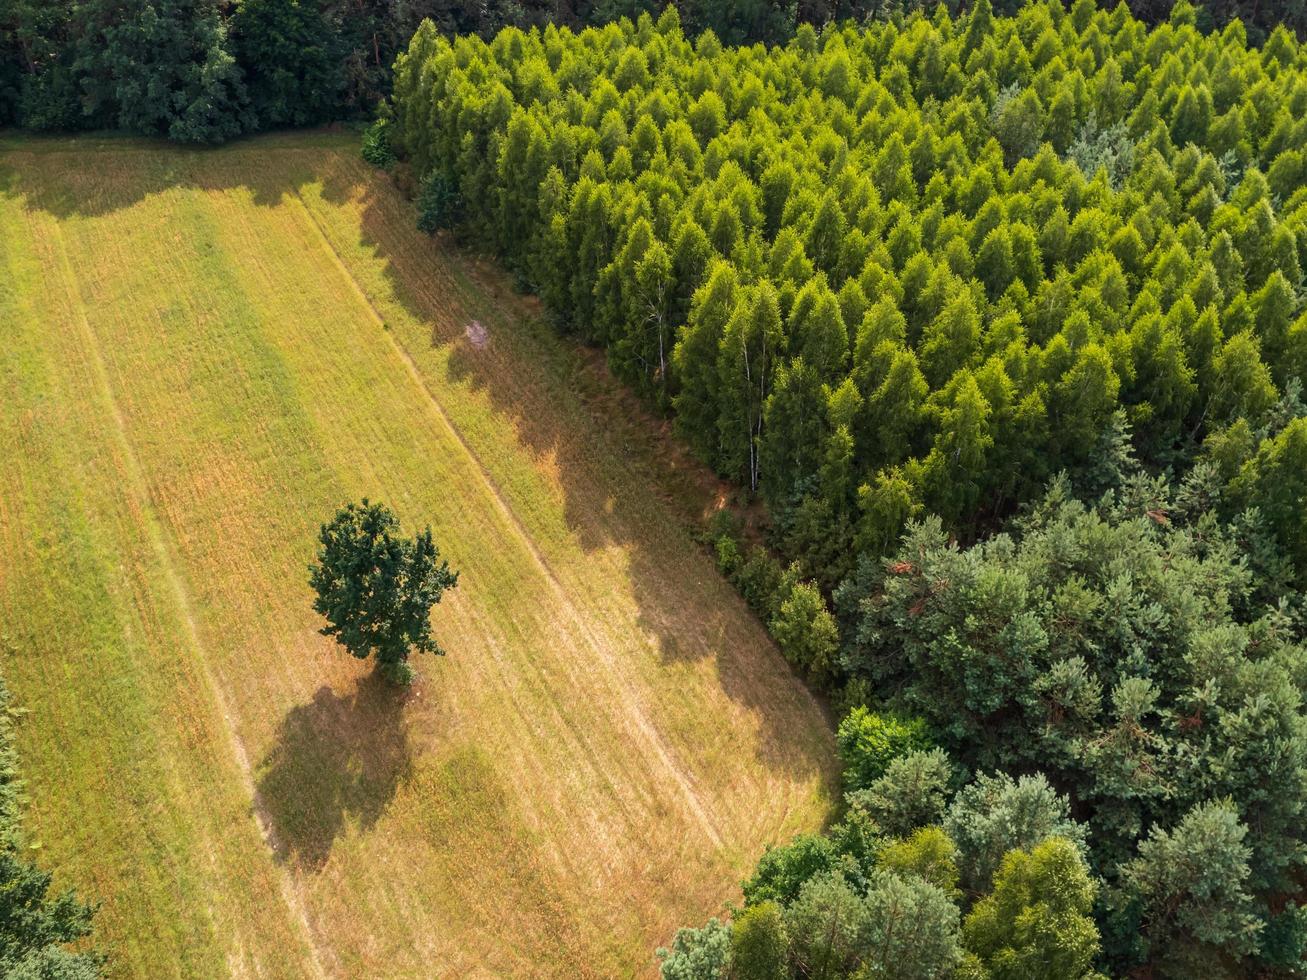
[378, 2, 1307, 975]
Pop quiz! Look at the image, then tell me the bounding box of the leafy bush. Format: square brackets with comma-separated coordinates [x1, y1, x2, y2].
[768, 581, 839, 681]
[835, 706, 932, 793]
[361, 118, 396, 169]
[669, 765, 1104, 980]
[712, 534, 742, 578]
[732, 547, 789, 620]
[878, 826, 960, 896]
[730, 902, 788, 980]
[743, 834, 839, 909]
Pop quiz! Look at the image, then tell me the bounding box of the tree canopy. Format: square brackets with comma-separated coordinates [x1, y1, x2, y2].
[4, 0, 1305, 137]
[386, 0, 1307, 594]
[308, 499, 459, 684]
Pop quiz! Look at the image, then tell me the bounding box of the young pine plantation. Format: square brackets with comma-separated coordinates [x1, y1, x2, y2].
[0, 133, 834, 976]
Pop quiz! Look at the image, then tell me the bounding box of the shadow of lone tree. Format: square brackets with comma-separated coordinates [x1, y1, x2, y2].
[256, 672, 413, 871]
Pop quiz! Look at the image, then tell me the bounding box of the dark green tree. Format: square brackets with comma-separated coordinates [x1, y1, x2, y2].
[416, 170, 463, 235]
[744, 833, 840, 908]
[0, 852, 99, 979]
[74, 0, 251, 142]
[231, 0, 340, 129]
[1120, 800, 1262, 975]
[0, 679, 100, 979]
[308, 500, 459, 685]
[944, 772, 1086, 897]
[847, 748, 953, 839]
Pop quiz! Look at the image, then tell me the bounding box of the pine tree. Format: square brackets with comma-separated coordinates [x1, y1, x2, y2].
[1121, 801, 1262, 974]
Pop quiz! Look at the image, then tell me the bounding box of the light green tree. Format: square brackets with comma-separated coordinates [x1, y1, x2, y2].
[718, 283, 784, 492]
[962, 837, 1101, 980]
[730, 902, 788, 980]
[769, 580, 839, 681]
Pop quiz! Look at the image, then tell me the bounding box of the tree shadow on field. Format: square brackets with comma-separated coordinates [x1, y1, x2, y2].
[1, 132, 836, 797]
[256, 670, 413, 872]
[0, 131, 342, 218]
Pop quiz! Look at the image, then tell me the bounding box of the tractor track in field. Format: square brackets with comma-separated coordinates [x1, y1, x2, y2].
[45, 221, 334, 980]
[290, 189, 725, 851]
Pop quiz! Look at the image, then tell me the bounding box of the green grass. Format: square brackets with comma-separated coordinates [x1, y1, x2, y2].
[0, 132, 835, 977]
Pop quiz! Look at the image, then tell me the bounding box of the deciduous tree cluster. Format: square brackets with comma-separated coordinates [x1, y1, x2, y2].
[696, 450, 1307, 975]
[0, 0, 542, 138]
[668, 496, 1307, 976]
[837, 471, 1307, 972]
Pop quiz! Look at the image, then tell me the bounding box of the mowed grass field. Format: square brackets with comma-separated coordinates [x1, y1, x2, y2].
[0, 132, 835, 977]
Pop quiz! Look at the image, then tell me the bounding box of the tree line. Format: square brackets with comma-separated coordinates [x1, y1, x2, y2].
[0, 0, 428, 139]
[378, 1, 1307, 974]
[2, 0, 1302, 140]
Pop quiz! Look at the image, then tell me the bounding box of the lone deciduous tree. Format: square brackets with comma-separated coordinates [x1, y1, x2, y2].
[309, 500, 458, 685]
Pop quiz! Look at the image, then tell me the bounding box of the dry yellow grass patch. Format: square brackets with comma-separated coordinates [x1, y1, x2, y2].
[0, 132, 834, 978]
